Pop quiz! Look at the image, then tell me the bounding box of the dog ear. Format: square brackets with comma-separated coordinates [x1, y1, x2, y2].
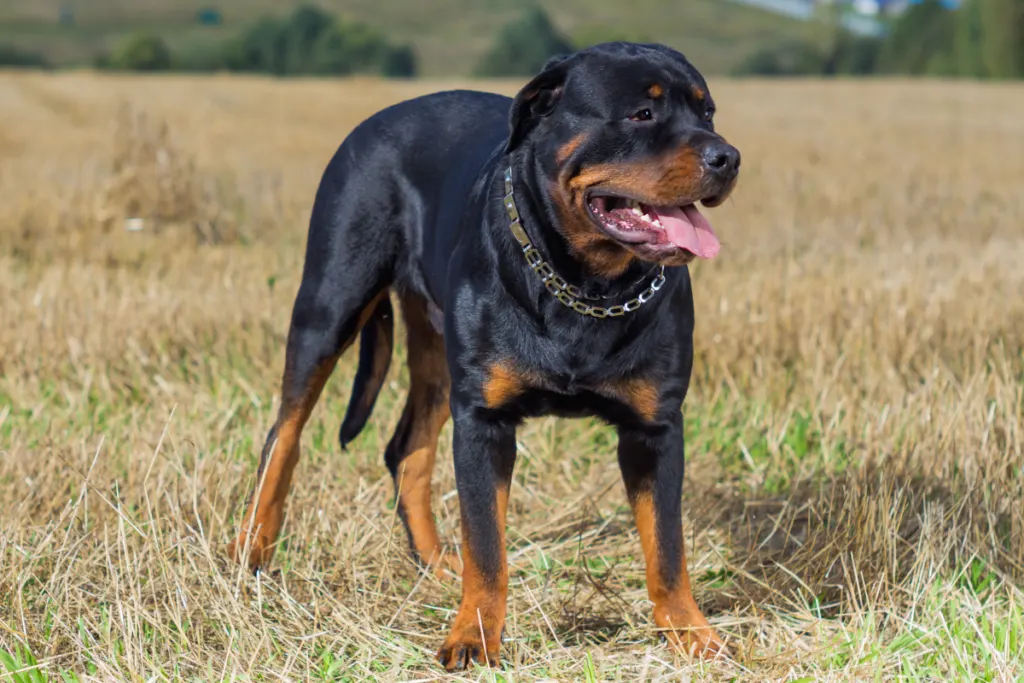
[505, 56, 572, 154]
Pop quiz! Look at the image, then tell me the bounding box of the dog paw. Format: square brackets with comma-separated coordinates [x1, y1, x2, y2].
[226, 533, 273, 573]
[436, 621, 501, 671]
[664, 623, 729, 660]
[654, 604, 729, 660]
[436, 637, 499, 671]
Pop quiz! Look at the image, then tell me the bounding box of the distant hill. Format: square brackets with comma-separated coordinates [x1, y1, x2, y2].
[0, 0, 814, 76]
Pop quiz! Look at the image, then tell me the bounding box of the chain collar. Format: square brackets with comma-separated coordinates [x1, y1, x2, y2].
[503, 167, 666, 319]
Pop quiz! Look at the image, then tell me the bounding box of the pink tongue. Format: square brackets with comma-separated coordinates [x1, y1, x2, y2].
[649, 204, 721, 259]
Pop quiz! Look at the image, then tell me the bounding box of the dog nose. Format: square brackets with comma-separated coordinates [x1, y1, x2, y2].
[702, 141, 740, 177]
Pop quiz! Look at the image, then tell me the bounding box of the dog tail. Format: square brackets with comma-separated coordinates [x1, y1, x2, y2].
[339, 293, 394, 449]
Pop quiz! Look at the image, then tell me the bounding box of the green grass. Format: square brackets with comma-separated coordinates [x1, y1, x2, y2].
[0, 644, 81, 683]
[0, 0, 814, 76]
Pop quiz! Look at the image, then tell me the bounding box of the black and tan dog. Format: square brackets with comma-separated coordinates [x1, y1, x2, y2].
[228, 41, 740, 670]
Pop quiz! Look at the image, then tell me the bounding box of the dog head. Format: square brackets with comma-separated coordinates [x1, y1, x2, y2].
[507, 42, 740, 278]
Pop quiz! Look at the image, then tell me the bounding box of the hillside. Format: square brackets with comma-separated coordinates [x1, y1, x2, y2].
[0, 0, 815, 76]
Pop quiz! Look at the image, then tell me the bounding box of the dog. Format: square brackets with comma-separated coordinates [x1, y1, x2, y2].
[228, 41, 740, 670]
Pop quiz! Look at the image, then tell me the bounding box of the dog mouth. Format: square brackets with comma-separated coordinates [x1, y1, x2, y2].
[585, 194, 720, 259]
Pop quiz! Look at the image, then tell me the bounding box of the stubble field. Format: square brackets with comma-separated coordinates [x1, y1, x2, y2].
[0, 72, 1022, 682]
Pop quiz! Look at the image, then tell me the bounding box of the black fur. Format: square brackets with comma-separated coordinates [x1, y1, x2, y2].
[339, 295, 393, 449]
[258, 41, 741, 669]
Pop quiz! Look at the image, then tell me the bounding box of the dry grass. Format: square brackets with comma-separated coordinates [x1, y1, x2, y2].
[1, 71, 1023, 682]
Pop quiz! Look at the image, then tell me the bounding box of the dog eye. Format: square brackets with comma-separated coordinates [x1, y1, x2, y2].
[704, 108, 715, 123]
[629, 108, 653, 122]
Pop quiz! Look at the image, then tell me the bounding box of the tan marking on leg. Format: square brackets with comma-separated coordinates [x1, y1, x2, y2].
[437, 480, 510, 670]
[602, 377, 660, 422]
[631, 492, 725, 659]
[229, 291, 386, 571]
[398, 447, 445, 565]
[229, 365, 328, 570]
[394, 294, 457, 574]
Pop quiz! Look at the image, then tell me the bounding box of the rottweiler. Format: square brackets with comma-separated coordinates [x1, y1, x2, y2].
[228, 41, 740, 670]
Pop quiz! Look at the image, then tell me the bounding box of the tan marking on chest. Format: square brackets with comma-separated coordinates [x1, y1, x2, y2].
[483, 362, 533, 409]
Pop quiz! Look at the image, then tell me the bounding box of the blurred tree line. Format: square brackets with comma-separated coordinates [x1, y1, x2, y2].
[475, 1, 1024, 79]
[94, 5, 417, 77]
[445, 0, 1024, 80]
[0, 44, 50, 68]
[736, 0, 1024, 78]
[1, 1, 1021, 80]
[472, 7, 654, 76]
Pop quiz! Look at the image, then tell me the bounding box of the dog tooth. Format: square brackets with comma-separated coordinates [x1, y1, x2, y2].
[631, 207, 643, 216]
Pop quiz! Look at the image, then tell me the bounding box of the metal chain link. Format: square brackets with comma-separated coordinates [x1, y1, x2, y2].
[503, 167, 666, 319]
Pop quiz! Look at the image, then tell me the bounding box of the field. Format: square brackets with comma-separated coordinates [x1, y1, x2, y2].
[0, 0, 810, 75]
[0, 71, 1023, 682]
